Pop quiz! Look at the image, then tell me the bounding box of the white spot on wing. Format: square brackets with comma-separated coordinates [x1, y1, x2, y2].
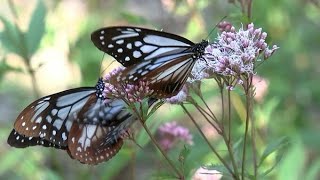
[134, 41, 142, 47]
[108, 44, 114, 48]
[116, 40, 124, 44]
[126, 43, 132, 49]
[133, 51, 142, 58]
[112, 33, 139, 40]
[35, 117, 42, 123]
[53, 119, 63, 130]
[117, 48, 123, 53]
[141, 45, 157, 53]
[62, 132, 67, 141]
[46, 116, 52, 123]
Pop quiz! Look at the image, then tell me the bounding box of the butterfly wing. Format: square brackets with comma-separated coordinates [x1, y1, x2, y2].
[114, 52, 195, 98]
[8, 88, 97, 148]
[7, 85, 134, 165]
[91, 26, 195, 67]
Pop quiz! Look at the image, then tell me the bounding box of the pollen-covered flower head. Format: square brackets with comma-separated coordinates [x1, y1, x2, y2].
[103, 66, 154, 103]
[189, 22, 279, 87]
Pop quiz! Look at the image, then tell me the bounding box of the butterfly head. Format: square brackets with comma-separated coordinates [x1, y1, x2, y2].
[95, 78, 105, 99]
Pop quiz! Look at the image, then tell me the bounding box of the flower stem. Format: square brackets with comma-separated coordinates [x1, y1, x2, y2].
[137, 118, 183, 179]
[221, 89, 240, 179]
[181, 104, 238, 179]
[241, 77, 253, 179]
[227, 89, 231, 142]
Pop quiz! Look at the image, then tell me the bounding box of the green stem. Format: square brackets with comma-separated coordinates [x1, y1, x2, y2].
[181, 104, 237, 179]
[123, 100, 182, 178]
[137, 118, 182, 179]
[199, 95, 218, 122]
[222, 89, 240, 179]
[241, 78, 253, 179]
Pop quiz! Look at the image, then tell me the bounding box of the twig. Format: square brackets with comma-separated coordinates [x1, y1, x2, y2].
[181, 104, 238, 179]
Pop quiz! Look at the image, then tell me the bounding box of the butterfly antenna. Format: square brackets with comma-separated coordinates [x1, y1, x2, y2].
[205, 16, 228, 40]
[99, 53, 118, 77]
[98, 53, 106, 77]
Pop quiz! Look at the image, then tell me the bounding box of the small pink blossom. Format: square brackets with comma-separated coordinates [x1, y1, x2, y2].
[165, 85, 188, 104]
[158, 121, 193, 151]
[103, 67, 154, 103]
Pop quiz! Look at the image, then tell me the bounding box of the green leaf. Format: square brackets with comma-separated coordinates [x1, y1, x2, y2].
[259, 146, 286, 178]
[0, 16, 24, 56]
[277, 138, 305, 180]
[119, 12, 148, 24]
[25, 0, 46, 57]
[259, 136, 289, 167]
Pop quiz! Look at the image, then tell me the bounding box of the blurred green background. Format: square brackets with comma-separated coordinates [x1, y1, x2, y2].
[1, 0, 320, 179]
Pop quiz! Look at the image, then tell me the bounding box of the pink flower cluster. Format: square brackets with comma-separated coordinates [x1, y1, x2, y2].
[103, 67, 154, 103]
[158, 121, 193, 151]
[189, 22, 279, 83]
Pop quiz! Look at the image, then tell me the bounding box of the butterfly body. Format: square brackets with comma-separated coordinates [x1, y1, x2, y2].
[91, 26, 208, 98]
[7, 78, 140, 164]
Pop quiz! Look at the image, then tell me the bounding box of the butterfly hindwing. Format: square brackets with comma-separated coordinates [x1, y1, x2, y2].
[91, 26, 195, 67]
[67, 123, 123, 165]
[113, 52, 195, 97]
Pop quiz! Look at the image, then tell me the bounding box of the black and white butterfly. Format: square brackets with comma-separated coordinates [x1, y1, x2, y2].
[91, 26, 208, 98]
[7, 78, 144, 165]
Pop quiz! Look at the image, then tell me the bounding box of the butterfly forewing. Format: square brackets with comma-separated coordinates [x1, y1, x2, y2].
[91, 26, 195, 67]
[7, 129, 67, 149]
[92, 26, 209, 98]
[12, 88, 96, 147]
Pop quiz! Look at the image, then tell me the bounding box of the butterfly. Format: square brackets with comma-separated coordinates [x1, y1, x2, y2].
[7, 78, 153, 165]
[91, 26, 208, 98]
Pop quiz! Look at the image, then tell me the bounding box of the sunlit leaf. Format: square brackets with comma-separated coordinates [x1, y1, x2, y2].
[259, 136, 289, 167]
[0, 16, 24, 56]
[277, 138, 305, 180]
[25, 0, 46, 57]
